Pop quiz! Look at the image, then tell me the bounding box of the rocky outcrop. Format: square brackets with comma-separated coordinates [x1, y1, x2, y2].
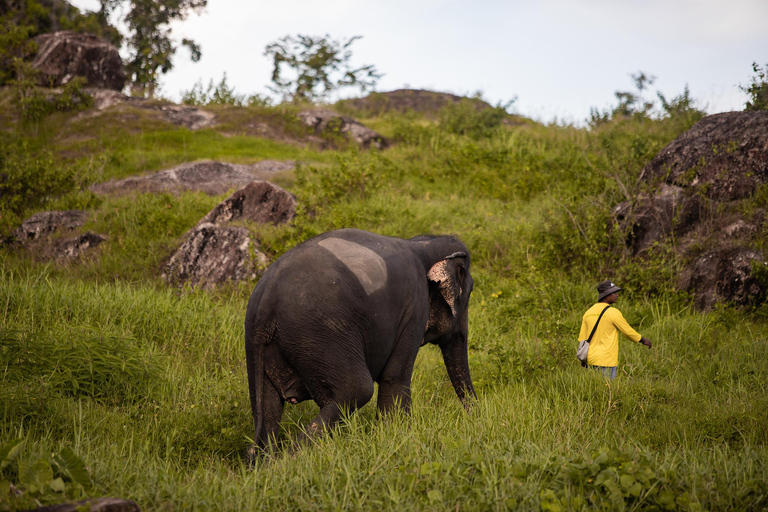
[31, 31, 125, 90]
[6, 210, 106, 262]
[91, 160, 295, 196]
[163, 180, 293, 288]
[162, 223, 267, 289]
[338, 89, 491, 116]
[638, 111, 768, 201]
[297, 110, 388, 149]
[54, 232, 107, 260]
[615, 111, 768, 309]
[678, 248, 766, 310]
[82, 88, 216, 130]
[10, 210, 88, 242]
[199, 181, 296, 226]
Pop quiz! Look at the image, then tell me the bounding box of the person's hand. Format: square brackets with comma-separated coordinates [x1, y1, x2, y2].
[640, 337, 652, 349]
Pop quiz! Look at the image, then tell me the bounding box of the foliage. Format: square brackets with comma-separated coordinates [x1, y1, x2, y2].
[264, 34, 382, 103]
[0, 132, 92, 235]
[439, 97, 514, 139]
[122, 0, 207, 98]
[741, 62, 768, 111]
[181, 73, 272, 107]
[0, 439, 92, 510]
[12, 71, 93, 124]
[590, 71, 705, 126]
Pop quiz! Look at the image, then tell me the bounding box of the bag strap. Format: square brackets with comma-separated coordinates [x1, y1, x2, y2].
[586, 305, 611, 344]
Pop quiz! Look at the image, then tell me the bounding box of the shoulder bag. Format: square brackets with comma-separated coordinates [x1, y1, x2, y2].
[576, 305, 610, 364]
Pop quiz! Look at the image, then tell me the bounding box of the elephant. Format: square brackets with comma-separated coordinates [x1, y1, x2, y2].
[244, 228, 476, 451]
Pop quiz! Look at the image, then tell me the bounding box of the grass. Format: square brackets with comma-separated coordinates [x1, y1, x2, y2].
[1, 95, 767, 510]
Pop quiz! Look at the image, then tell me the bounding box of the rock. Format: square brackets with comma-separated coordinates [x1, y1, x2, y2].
[162, 223, 267, 289]
[338, 89, 491, 116]
[639, 111, 768, 201]
[54, 232, 107, 260]
[31, 31, 125, 91]
[614, 111, 768, 309]
[81, 89, 216, 129]
[297, 109, 388, 149]
[11, 210, 88, 243]
[199, 181, 297, 227]
[26, 497, 140, 512]
[91, 160, 295, 196]
[613, 184, 702, 255]
[678, 248, 766, 310]
[146, 103, 216, 130]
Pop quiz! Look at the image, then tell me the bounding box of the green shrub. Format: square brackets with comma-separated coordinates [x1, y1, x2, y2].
[439, 99, 510, 139]
[0, 133, 91, 235]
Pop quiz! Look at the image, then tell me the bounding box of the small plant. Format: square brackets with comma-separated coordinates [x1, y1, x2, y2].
[181, 73, 272, 107]
[0, 439, 92, 510]
[740, 62, 768, 111]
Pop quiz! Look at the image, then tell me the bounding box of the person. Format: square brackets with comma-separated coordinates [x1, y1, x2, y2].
[579, 280, 652, 379]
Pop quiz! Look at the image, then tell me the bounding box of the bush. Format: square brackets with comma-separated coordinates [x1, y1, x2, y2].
[741, 62, 768, 111]
[439, 99, 511, 139]
[0, 133, 91, 235]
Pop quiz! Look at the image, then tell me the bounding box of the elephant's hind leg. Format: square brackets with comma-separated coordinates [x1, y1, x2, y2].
[294, 372, 374, 448]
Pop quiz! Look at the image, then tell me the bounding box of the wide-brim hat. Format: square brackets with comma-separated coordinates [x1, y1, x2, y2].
[597, 280, 622, 301]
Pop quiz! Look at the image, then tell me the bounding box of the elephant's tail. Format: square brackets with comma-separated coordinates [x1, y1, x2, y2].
[246, 316, 273, 449]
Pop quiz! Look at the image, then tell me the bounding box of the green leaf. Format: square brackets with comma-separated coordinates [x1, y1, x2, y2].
[53, 447, 91, 489]
[419, 462, 432, 476]
[19, 458, 53, 494]
[48, 477, 66, 493]
[0, 439, 23, 471]
[620, 474, 636, 489]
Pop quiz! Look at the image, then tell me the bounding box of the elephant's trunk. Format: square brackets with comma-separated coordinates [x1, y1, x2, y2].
[439, 321, 477, 409]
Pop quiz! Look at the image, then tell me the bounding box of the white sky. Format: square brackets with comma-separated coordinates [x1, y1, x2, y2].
[71, 0, 768, 124]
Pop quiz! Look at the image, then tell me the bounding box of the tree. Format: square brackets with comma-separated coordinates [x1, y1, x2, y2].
[122, 0, 206, 98]
[264, 34, 382, 104]
[740, 62, 768, 111]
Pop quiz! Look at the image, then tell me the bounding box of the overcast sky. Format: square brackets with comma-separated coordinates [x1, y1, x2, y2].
[72, 0, 768, 124]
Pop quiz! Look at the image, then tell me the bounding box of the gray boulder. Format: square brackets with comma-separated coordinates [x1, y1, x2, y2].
[614, 111, 768, 309]
[162, 223, 267, 289]
[678, 248, 766, 310]
[91, 160, 295, 196]
[199, 181, 297, 227]
[31, 31, 125, 90]
[11, 210, 87, 243]
[297, 109, 388, 149]
[638, 111, 768, 201]
[54, 232, 107, 260]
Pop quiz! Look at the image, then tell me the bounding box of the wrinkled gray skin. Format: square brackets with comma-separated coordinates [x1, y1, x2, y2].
[244, 228, 476, 452]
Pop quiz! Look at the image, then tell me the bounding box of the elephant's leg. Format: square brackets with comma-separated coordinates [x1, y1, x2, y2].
[376, 324, 422, 416]
[293, 371, 374, 448]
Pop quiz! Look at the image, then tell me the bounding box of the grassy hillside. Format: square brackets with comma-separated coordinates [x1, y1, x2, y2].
[1, 91, 767, 511]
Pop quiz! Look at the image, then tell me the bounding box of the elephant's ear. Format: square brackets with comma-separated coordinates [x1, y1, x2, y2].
[427, 252, 468, 317]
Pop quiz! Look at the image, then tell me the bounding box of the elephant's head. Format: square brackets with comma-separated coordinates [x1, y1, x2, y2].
[425, 251, 477, 407]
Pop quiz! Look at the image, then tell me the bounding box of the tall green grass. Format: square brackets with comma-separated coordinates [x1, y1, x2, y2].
[1, 104, 766, 510]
